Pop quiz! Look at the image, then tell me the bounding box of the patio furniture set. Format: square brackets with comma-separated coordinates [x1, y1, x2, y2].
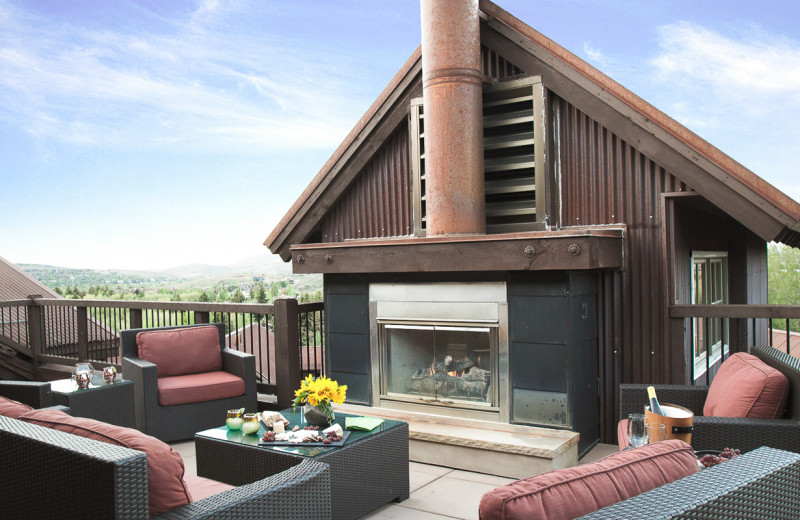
[2, 322, 800, 519]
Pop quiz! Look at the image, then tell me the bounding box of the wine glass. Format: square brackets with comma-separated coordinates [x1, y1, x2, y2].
[627, 413, 648, 447]
[646, 423, 667, 444]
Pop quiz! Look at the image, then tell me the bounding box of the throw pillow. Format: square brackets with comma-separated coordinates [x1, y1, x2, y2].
[478, 439, 698, 520]
[0, 395, 35, 419]
[703, 352, 789, 418]
[137, 325, 222, 377]
[19, 408, 192, 516]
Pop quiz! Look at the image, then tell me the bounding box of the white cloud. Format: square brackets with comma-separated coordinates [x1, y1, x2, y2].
[650, 22, 800, 103]
[0, 2, 363, 153]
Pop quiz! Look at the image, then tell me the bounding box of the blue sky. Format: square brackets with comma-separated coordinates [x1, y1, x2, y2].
[1, 0, 799, 271]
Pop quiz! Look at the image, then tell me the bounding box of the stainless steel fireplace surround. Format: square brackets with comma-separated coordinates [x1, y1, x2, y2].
[369, 282, 509, 422]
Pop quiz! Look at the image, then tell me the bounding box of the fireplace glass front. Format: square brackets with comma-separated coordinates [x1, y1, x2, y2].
[380, 323, 496, 408]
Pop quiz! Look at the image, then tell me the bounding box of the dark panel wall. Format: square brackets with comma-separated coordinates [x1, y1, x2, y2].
[508, 271, 598, 456]
[321, 123, 413, 242]
[324, 274, 371, 403]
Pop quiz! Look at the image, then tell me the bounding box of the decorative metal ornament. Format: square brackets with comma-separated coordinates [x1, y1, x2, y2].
[568, 244, 581, 256]
[523, 246, 536, 258]
[296, 254, 305, 264]
[323, 254, 333, 264]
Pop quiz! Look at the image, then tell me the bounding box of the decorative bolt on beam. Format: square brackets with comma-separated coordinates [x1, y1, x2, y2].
[524, 246, 536, 258]
[568, 244, 581, 256]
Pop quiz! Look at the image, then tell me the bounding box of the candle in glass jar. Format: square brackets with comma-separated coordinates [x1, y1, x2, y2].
[242, 413, 260, 435]
[226, 409, 243, 430]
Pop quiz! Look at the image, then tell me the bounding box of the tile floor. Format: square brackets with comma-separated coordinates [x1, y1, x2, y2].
[170, 440, 619, 519]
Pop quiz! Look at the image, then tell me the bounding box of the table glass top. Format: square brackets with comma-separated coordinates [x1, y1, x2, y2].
[50, 374, 129, 394]
[196, 408, 405, 458]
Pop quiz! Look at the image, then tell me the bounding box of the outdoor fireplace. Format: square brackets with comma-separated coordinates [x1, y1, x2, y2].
[369, 282, 509, 422]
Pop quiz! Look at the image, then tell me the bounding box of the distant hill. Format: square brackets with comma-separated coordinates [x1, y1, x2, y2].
[163, 253, 290, 278]
[18, 252, 294, 293]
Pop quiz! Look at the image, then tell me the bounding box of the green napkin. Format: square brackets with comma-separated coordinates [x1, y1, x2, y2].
[345, 416, 385, 431]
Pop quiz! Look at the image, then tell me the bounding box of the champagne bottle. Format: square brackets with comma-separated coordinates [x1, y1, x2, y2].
[647, 386, 666, 416]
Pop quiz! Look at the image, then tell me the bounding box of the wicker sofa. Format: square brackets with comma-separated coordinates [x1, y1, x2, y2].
[121, 323, 258, 442]
[0, 414, 332, 520]
[0, 379, 53, 408]
[619, 345, 800, 453]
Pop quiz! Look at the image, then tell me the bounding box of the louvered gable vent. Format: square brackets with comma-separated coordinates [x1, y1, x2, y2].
[410, 76, 547, 236]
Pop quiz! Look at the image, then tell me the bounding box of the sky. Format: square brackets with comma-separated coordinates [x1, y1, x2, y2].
[1, 0, 799, 271]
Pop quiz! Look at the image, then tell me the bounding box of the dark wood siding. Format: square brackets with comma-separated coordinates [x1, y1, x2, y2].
[321, 123, 412, 242]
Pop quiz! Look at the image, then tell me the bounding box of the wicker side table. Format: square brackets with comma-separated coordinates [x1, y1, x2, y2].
[51, 375, 136, 428]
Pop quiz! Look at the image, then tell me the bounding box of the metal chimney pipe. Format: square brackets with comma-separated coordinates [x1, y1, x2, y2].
[420, 0, 485, 235]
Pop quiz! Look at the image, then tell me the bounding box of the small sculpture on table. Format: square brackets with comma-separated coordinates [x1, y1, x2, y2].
[72, 362, 95, 390]
[102, 366, 117, 384]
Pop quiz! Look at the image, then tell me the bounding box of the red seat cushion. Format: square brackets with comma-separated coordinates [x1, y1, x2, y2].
[704, 352, 789, 418]
[478, 439, 698, 520]
[184, 474, 235, 502]
[157, 371, 246, 406]
[19, 408, 191, 516]
[137, 325, 222, 377]
[0, 395, 35, 419]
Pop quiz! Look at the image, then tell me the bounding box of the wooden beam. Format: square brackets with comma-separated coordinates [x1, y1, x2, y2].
[670, 304, 800, 320]
[480, 24, 787, 243]
[290, 232, 623, 274]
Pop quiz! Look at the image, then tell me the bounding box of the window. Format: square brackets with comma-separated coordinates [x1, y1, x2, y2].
[691, 251, 728, 379]
[410, 76, 548, 236]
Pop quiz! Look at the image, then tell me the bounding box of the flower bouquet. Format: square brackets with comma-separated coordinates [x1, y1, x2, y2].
[292, 375, 347, 426]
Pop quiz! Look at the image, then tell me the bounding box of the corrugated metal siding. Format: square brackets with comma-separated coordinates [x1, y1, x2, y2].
[322, 123, 412, 242]
[552, 95, 688, 441]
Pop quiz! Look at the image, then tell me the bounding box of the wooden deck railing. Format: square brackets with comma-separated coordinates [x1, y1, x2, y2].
[0, 296, 324, 409]
[669, 304, 800, 384]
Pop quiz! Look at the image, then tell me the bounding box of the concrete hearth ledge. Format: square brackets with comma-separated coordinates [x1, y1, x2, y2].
[335, 404, 579, 479]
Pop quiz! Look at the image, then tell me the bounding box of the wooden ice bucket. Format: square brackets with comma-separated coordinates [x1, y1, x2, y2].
[645, 404, 694, 444]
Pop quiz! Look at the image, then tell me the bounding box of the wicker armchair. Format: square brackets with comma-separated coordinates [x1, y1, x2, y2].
[0, 415, 332, 520]
[620, 345, 800, 453]
[0, 380, 52, 408]
[121, 323, 258, 442]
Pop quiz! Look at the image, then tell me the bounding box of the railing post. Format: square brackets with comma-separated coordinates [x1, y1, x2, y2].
[26, 295, 43, 364]
[669, 316, 687, 384]
[76, 306, 89, 362]
[130, 309, 143, 329]
[194, 311, 210, 324]
[274, 297, 301, 408]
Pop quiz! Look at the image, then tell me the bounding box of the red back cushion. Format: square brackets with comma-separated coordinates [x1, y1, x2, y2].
[137, 325, 222, 377]
[0, 395, 35, 419]
[704, 352, 789, 418]
[19, 409, 192, 516]
[479, 439, 698, 520]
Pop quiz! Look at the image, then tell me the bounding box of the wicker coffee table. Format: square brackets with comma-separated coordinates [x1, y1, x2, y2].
[50, 374, 136, 428]
[195, 409, 409, 520]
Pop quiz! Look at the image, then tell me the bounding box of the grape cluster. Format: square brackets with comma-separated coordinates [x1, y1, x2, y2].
[323, 430, 343, 444]
[698, 448, 741, 468]
[262, 431, 276, 442]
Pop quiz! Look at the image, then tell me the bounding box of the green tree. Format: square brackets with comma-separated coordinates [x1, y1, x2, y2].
[54, 286, 63, 296]
[198, 290, 210, 302]
[768, 243, 800, 332]
[231, 287, 245, 303]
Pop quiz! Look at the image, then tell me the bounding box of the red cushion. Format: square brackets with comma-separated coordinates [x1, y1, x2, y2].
[704, 352, 789, 418]
[184, 474, 235, 502]
[617, 419, 630, 451]
[137, 325, 222, 377]
[157, 371, 246, 406]
[19, 409, 191, 516]
[478, 439, 698, 520]
[0, 395, 35, 419]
